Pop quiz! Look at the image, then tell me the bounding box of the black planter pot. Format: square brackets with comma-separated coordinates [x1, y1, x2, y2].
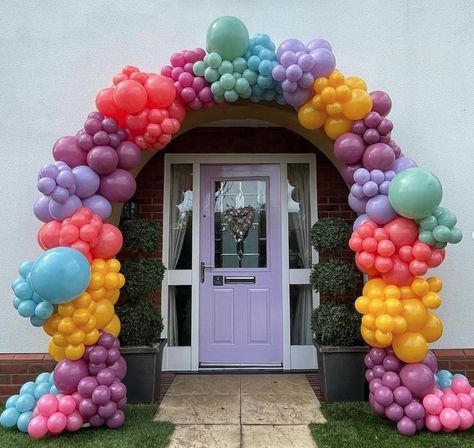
[120, 339, 167, 404]
[315, 341, 368, 403]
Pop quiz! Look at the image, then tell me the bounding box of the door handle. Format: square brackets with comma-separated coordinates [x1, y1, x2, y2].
[200, 261, 215, 283]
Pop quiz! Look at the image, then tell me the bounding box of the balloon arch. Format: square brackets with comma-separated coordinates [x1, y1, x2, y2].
[1, 16, 471, 439]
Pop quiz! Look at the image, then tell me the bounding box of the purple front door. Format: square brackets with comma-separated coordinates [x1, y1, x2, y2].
[199, 164, 282, 365]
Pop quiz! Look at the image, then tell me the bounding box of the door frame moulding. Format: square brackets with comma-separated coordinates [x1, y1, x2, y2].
[162, 153, 318, 372]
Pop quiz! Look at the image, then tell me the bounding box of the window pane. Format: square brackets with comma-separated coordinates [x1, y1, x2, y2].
[288, 164, 311, 268]
[168, 285, 191, 346]
[214, 179, 267, 268]
[290, 285, 313, 345]
[169, 164, 193, 269]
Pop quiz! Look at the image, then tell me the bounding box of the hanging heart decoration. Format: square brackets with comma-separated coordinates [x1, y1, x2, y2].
[223, 205, 255, 242]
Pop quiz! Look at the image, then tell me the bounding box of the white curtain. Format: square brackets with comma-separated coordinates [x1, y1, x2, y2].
[168, 165, 193, 346]
[288, 164, 313, 345]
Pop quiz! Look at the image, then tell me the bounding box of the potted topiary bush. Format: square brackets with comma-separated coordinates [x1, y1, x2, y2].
[310, 218, 368, 402]
[117, 218, 167, 404]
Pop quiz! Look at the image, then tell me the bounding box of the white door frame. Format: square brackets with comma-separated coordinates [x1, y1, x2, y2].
[162, 153, 318, 371]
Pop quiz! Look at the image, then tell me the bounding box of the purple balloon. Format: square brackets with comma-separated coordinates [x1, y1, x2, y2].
[415, 419, 425, 431]
[109, 382, 127, 402]
[369, 348, 386, 364]
[89, 346, 108, 365]
[116, 142, 142, 170]
[334, 133, 366, 164]
[383, 354, 402, 372]
[354, 168, 370, 185]
[366, 194, 397, 225]
[364, 353, 375, 369]
[50, 186, 69, 203]
[370, 91, 392, 116]
[82, 195, 112, 219]
[310, 47, 336, 78]
[385, 402, 404, 422]
[97, 368, 115, 387]
[362, 143, 395, 171]
[382, 371, 401, 391]
[393, 386, 412, 406]
[34, 196, 53, 222]
[53, 359, 89, 394]
[99, 332, 116, 349]
[397, 416, 416, 436]
[365, 369, 374, 382]
[276, 39, 306, 59]
[404, 400, 425, 421]
[399, 364, 435, 398]
[78, 376, 99, 398]
[87, 146, 119, 174]
[98, 401, 117, 419]
[391, 156, 417, 173]
[98, 169, 136, 203]
[37, 177, 56, 195]
[92, 385, 111, 406]
[48, 195, 82, 221]
[78, 133, 94, 151]
[369, 378, 383, 393]
[362, 180, 379, 198]
[79, 398, 98, 417]
[353, 214, 369, 231]
[72, 165, 100, 198]
[422, 351, 438, 374]
[369, 392, 386, 417]
[107, 348, 121, 364]
[89, 414, 106, 427]
[373, 365, 386, 379]
[348, 193, 368, 214]
[374, 385, 394, 407]
[106, 409, 125, 429]
[109, 356, 127, 381]
[307, 38, 332, 52]
[89, 362, 107, 376]
[53, 136, 87, 168]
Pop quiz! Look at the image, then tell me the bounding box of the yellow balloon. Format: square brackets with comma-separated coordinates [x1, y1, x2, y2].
[342, 89, 372, 120]
[427, 276, 443, 293]
[94, 299, 115, 329]
[324, 117, 352, 140]
[83, 329, 100, 345]
[375, 329, 392, 346]
[355, 296, 370, 314]
[49, 340, 65, 362]
[361, 326, 385, 348]
[362, 314, 377, 331]
[375, 314, 394, 332]
[65, 344, 84, 361]
[368, 298, 385, 316]
[392, 332, 428, 363]
[385, 298, 403, 316]
[411, 278, 430, 296]
[298, 101, 326, 129]
[400, 299, 428, 331]
[67, 329, 85, 345]
[363, 278, 385, 296]
[384, 285, 401, 300]
[421, 311, 443, 342]
[103, 314, 121, 337]
[313, 76, 329, 94]
[335, 85, 351, 102]
[392, 315, 408, 334]
[345, 76, 368, 90]
[328, 70, 345, 87]
[422, 291, 441, 309]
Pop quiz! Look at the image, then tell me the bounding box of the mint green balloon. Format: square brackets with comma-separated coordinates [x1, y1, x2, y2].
[204, 67, 219, 83]
[235, 77, 250, 94]
[207, 16, 249, 61]
[193, 61, 206, 76]
[388, 168, 443, 219]
[224, 89, 239, 102]
[206, 52, 222, 69]
[218, 61, 233, 75]
[232, 57, 247, 74]
[220, 73, 235, 90]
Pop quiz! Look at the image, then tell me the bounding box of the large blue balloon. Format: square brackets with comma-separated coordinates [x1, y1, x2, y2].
[29, 247, 90, 304]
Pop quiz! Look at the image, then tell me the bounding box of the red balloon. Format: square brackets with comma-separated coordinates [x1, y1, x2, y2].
[384, 217, 418, 249]
[113, 80, 147, 114]
[93, 224, 123, 259]
[362, 237, 377, 252]
[427, 250, 445, 268]
[399, 245, 414, 263]
[38, 221, 61, 249]
[145, 75, 176, 108]
[409, 259, 428, 276]
[96, 87, 121, 118]
[358, 251, 376, 269]
[375, 256, 393, 273]
[412, 242, 432, 262]
[125, 109, 149, 134]
[356, 254, 379, 277]
[382, 255, 414, 286]
[167, 98, 187, 122]
[377, 240, 395, 257]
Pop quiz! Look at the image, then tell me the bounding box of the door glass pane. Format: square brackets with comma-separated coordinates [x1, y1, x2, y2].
[214, 179, 267, 268]
[290, 285, 313, 345]
[168, 285, 191, 347]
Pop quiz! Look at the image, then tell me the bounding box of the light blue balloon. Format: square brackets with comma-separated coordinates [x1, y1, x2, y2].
[12, 296, 22, 309]
[453, 373, 468, 381]
[50, 385, 59, 395]
[15, 394, 35, 413]
[48, 374, 55, 385]
[35, 372, 51, 384]
[29, 247, 90, 304]
[436, 369, 452, 379]
[19, 260, 34, 277]
[20, 381, 36, 396]
[13, 281, 33, 300]
[30, 315, 46, 327]
[5, 395, 19, 409]
[35, 301, 54, 320]
[17, 411, 33, 433]
[0, 408, 20, 428]
[34, 382, 51, 399]
[18, 300, 36, 318]
[438, 378, 452, 389]
[11, 277, 23, 290]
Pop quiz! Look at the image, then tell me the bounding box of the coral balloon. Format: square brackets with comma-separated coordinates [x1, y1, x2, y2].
[144, 75, 176, 108]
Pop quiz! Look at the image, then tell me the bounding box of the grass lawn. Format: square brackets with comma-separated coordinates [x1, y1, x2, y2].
[311, 402, 474, 448]
[0, 405, 173, 448]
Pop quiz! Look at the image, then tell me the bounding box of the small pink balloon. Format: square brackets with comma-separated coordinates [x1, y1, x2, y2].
[442, 393, 461, 411]
[458, 408, 474, 430]
[452, 378, 471, 395]
[37, 394, 58, 417]
[28, 415, 49, 439]
[58, 395, 77, 415]
[458, 393, 473, 410]
[440, 408, 461, 430]
[423, 394, 443, 415]
[66, 410, 84, 432]
[425, 414, 442, 432]
[47, 412, 68, 434]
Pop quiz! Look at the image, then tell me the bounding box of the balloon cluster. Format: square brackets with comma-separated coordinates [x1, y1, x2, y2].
[435, 370, 470, 389]
[272, 38, 336, 108]
[28, 393, 83, 438]
[0, 372, 58, 433]
[352, 111, 393, 146]
[350, 219, 445, 284]
[38, 207, 123, 263]
[418, 207, 463, 249]
[96, 65, 186, 150]
[243, 33, 285, 104]
[423, 378, 474, 432]
[366, 348, 437, 436]
[87, 258, 125, 304]
[161, 48, 217, 110]
[298, 70, 373, 140]
[355, 277, 443, 363]
[12, 248, 90, 326]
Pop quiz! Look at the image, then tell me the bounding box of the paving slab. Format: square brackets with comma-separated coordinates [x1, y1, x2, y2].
[166, 374, 240, 396]
[168, 424, 241, 448]
[242, 424, 317, 448]
[241, 374, 315, 397]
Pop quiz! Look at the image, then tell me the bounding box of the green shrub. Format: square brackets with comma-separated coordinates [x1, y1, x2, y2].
[116, 299, 164, 346]
[311, 302, 361, 346]
[121, 259, 166, 297]
[310, 259, 355, 297]
[311, 218, 352, 252]
[121, 219, 161, 252]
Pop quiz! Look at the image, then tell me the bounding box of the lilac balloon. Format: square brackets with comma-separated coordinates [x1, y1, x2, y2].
[37, 177, 56, 195]
[393, 386, 412, 406]
[379, 180, 391, 195]
[334, 133, 366, 164]
[56, 170, 75, 188]
[82, 195, 112, 220]
[340, 163, 362, 185]
[362, 143, 395, 171]
[72, 165, 100, 198]
[34, 196, 53, 222]
[374, 385, 394, 407]
[282, 88, 312, 108]
[78, 376, 99, 398]
[350, 183, 364, 199]
[99, 169, 136, 203]
[370, 91, 392, 116]
[87, 146, 119, 174]
[98, 401, 117, 419]
[109, 382, 127, 402]
[53, 136, 87, 168]
[106, 409, 125, 429]
[307, 38, 332, 52]
[366, 194, 397, 225]
[353, 214, 369, 231]
[382, 371, 401, 391]
[382, 354, 402, 372]
[369, 392, 386, 417]
[404, 400, 425, 421]
[79, 398, 98, 417]
[354, 168, 370, 185]
[397, 416, 417, 436]
[48, 195, 82, 221]
[40, 164, 60, 179]
[362, 181, 379, 198]
[399, 364, 435, 398]
[276, 39, 306, 59]
[348, 193, 368, 214]
[310, 47, 336, 77]
[53, 359, 89, 394]
[391, 156, 417, 173]
[422, 351, 438, 374]
[109, 356, 127, 381]
[116, 142, 142, 170]
[51, 186, 69, 203]
[385, 402, 404, 422]
[370, 169, 385, 185]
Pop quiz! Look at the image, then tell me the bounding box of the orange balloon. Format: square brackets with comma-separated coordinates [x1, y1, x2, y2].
[342, 89, 373, 120]
[145, 75, 176, 108]
[113, 80, 147, 114]
[400, 299, 428, 331]
[392, 331, 428, 363]
[421, 311, 443, 342]
[324, 117, 352, 140]
[297, 101, 327, 129]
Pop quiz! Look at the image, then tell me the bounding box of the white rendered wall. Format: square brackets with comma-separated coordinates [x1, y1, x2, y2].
[0, 1, 473, 352]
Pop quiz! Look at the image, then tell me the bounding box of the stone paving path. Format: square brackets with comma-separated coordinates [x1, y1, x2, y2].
[154, 374, 326, 448]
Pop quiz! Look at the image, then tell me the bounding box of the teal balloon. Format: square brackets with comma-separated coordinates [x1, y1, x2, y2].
[224, 89, 239, 103]
[449, 227, 463, 244]
[0, 408, 20, 428]
[419, 230, 436, 245]
[438, 211, 457, 227]
[388, 168, 443, 219]
[419, 215, 437, 231]
[207, 16, 249, 61]
[29, 247, 90, 304]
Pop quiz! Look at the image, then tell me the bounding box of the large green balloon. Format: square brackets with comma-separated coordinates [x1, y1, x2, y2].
[207, 16, 249, 61]
[388, 168, 443, 219]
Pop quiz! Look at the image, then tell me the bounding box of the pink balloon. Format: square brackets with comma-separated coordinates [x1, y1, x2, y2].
[442, 393, 461, 411]
[98, 169, 136, 203]
[458, 408, 474, 430]
[425, 414, 442, 432]
[362, 143, 395, 171]
[28, 415, 49, 439]
[116, 141, 142, 170]
[439, 408, 461, 430]
[47, 412, 67, 434]
[458, 393, 473, 410]
[58, 395, 77, 415]
[334, 133, 366, 164]
[370, 91, 392, 116]
[423, 394, 443, 415]
[37, 394, 58, 417]
[53, 136, 87, 168]
[452, 378, 471, 395]
[66, 410, 84, 432]
[87, 146, 119, 174]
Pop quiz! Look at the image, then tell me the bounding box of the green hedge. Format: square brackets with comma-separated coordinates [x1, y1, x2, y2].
[311, 218, 352, 252]
[121, 219, 161, 252]
[310, 259, 355, 297]
[121, 259, 166, 297]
